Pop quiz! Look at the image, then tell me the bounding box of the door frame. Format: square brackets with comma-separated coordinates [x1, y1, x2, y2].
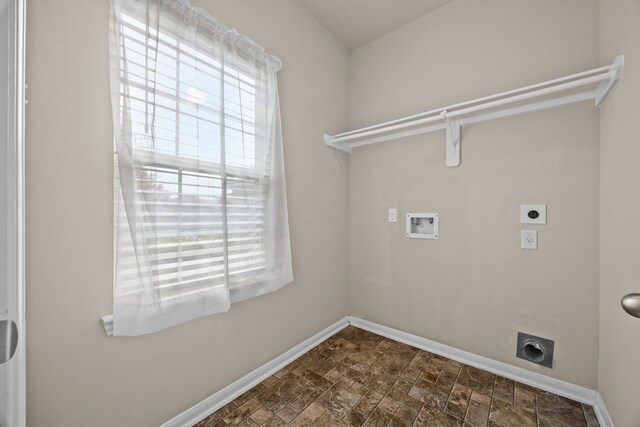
[2, 0, 26, 425]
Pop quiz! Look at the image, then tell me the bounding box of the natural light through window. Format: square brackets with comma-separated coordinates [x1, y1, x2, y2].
[116, 13, 267, 299]
[108, 0, 292, 336]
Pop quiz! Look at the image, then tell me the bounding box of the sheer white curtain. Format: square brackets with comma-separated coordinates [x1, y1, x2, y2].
[109, 0, 292, 336]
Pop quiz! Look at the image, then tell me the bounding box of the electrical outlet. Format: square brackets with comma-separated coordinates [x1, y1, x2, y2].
[521, 205, 547, 224]
[521, 230, 537, 250]
[388, 208, 397, 223]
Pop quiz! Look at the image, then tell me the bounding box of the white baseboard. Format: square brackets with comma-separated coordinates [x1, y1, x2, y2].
[160, 317, 350, 427]
[348, 316, 597, 404]
[348, 316, 614, 427]
[593, 392, 615, 427]
[161, 315, 615, 427]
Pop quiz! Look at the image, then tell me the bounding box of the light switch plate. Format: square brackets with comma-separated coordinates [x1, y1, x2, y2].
[521, 205, 546, 224]
[521, 230, 538, 250]
[388, 208, 397, 223]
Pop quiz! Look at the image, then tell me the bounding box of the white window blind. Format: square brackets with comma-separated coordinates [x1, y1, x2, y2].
[109, 0, 292, 336]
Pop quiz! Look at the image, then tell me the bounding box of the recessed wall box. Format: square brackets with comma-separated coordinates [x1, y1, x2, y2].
[406, 213, 439, 239]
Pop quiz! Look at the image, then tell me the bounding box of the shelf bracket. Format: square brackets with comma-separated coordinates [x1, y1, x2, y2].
[595, 55, 624, 107]
[324, 134, 352, 154]
[445, 119, 461, 167]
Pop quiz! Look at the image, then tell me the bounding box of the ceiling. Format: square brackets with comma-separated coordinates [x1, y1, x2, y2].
[298, 0, 453, 50]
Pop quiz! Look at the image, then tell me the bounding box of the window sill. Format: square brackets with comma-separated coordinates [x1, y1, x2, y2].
[101, 315, 114, 336]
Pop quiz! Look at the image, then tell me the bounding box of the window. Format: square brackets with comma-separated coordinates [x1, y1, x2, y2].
[109, 0, 292, 336]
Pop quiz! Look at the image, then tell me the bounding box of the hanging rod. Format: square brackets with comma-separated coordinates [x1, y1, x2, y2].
[324, 55, 624, 167]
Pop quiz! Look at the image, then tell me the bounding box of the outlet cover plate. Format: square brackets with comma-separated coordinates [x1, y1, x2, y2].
[521, 205, 546, 224]
[521, 230, 537, 250]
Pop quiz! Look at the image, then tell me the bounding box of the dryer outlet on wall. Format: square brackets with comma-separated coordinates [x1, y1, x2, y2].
[521, 204, 546, 224]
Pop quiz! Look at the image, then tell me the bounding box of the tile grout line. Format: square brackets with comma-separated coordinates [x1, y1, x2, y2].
[453, 365, 472, 426]
[346, 335, 402, 427]
[347, 321, 410, 425]
[346, 336, 424, 427]
[344, 334, 384, 426]
[308, 327, 390, 426]
[335, 329, 379, 426]
[401, 349, 428, 427]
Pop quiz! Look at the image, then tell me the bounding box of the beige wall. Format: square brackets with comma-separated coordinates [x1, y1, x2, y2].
[348, 0, 601, 388]
[599, 0, 640, 425]
[25, 0, 349, 425]
[27, 0, 638, 425]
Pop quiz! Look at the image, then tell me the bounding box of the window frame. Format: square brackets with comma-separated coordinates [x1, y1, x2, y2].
[114, 11, 271, 301]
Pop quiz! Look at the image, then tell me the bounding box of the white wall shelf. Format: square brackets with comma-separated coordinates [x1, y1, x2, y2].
[324, 55, 624, 167]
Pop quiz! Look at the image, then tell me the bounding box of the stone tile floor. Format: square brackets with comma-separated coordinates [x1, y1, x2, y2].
[194, 326, 599, 427]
